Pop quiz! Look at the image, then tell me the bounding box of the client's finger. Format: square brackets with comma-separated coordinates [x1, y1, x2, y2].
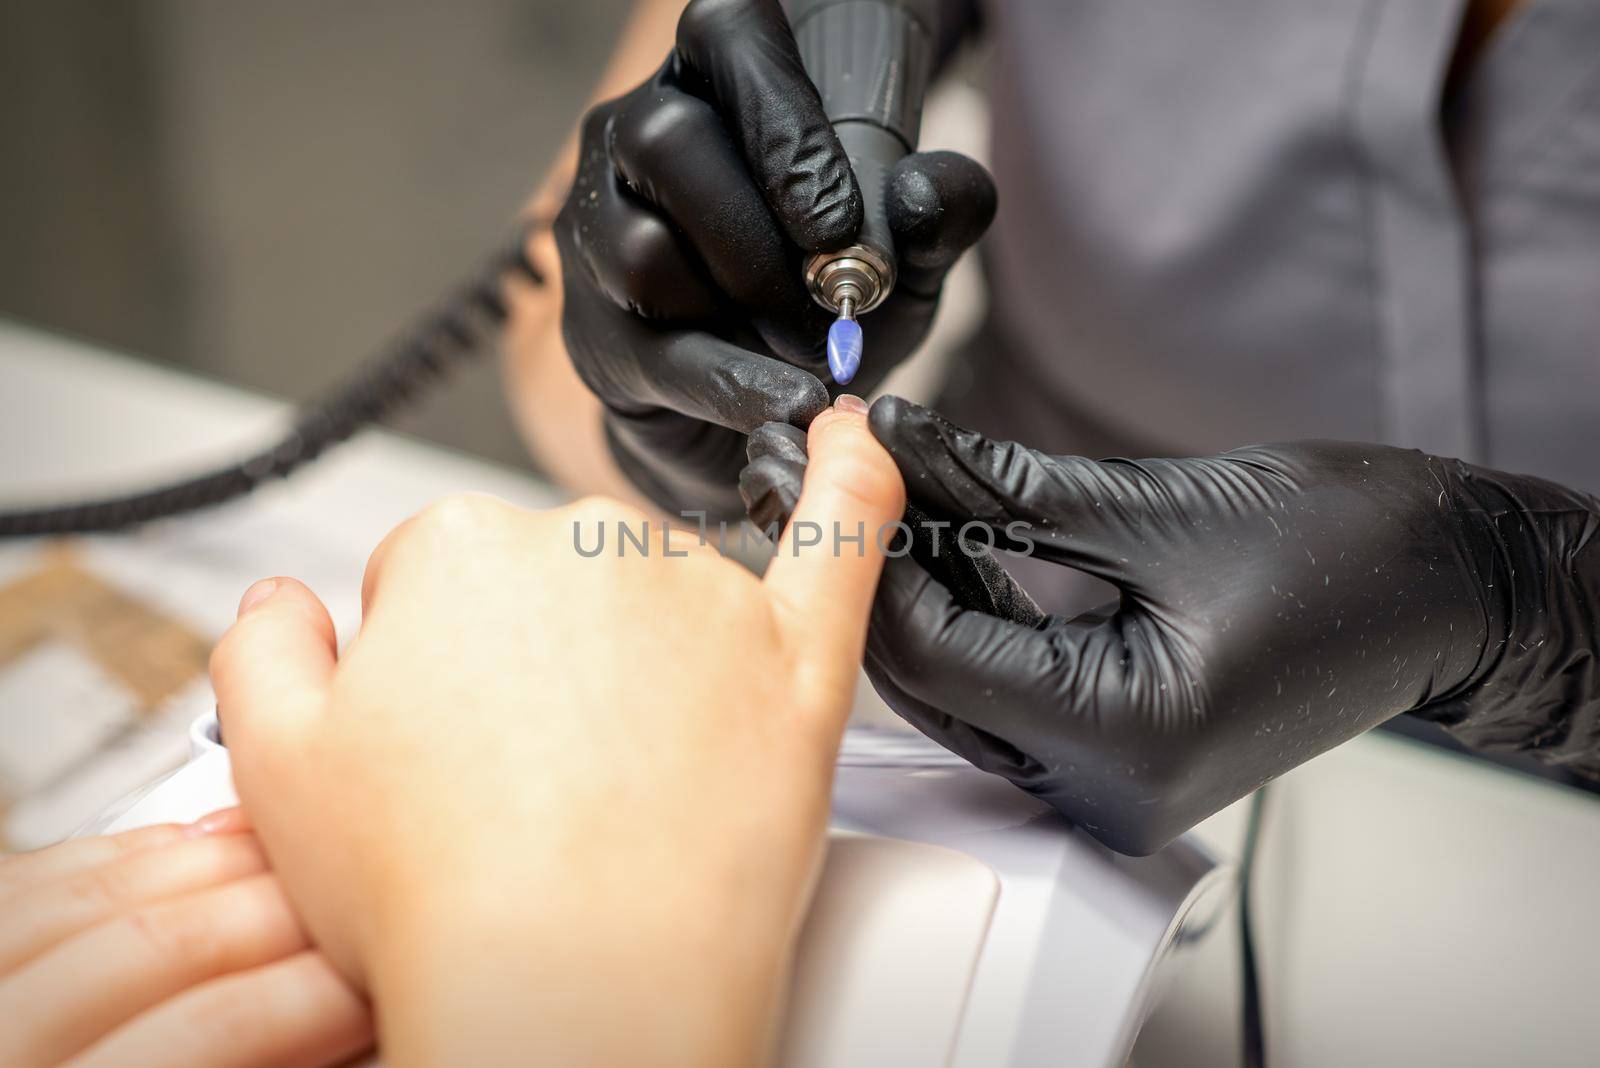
[763, 398, 906, 701]
[68, 951, 372, 1068]
[0, 825, 186, 905]
[0, 834, 268, 974]
[210, 577, 337, 756]
[0, 874, 307, 1066]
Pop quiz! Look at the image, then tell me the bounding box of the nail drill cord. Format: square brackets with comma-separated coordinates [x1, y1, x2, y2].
[0, 231, 540, 538]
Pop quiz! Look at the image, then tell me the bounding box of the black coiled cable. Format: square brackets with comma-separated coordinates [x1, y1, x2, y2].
[0, 230, 541, 538]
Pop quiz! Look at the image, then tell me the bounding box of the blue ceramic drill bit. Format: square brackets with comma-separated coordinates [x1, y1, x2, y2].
[827, 297, 863, 385]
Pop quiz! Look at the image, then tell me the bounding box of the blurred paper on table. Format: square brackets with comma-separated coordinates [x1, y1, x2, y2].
[0, 545, 224, 849]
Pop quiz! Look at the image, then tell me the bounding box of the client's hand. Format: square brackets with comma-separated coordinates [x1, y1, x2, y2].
[0, 815, 371, 1068]
[210, 400, 904, 1068]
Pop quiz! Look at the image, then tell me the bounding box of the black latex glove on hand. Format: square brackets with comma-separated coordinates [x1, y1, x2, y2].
[556, 0, 996, 517]
[743, 398, 1600, 854]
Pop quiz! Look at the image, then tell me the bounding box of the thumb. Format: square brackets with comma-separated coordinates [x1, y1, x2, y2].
[763, 397, 906, 683]
[210, 577, 337, 763]
[887, 151, 997, 294]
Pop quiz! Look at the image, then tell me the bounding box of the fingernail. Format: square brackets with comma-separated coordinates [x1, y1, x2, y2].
[182, 806, 249, 838]
[237, 578, 279, 617]
[834, 394, 869, 415]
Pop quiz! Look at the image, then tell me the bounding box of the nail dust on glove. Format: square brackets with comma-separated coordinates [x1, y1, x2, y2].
[744, 397, 1600, 854]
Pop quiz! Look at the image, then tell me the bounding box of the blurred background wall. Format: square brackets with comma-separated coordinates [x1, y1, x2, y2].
[0, 0, 633, 467]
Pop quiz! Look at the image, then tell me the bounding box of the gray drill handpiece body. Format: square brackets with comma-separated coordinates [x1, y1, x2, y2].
[788, 0, 939, 383]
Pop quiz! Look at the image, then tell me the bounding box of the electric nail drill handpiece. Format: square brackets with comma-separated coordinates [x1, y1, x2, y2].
[789, 0, 940, 385]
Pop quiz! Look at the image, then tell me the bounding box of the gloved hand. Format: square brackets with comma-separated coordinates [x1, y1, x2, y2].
[555, 0, 995, 517]
[742, 397, 1600, 855]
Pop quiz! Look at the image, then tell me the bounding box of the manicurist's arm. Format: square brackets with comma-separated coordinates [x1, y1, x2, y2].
[502, 0, 688, 506]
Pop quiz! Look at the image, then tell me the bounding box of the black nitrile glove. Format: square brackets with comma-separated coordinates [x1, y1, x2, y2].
[555, 0, 996, 517]
[742, 398, 1600, 855]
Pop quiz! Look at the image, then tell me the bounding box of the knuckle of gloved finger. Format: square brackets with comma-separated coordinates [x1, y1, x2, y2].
[598, 217, 698, 320]
[576, 99, 617, 154]
[557, 110, 619, 254]
[568, 103, 626, 198]
[609, 91, 721, 197]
